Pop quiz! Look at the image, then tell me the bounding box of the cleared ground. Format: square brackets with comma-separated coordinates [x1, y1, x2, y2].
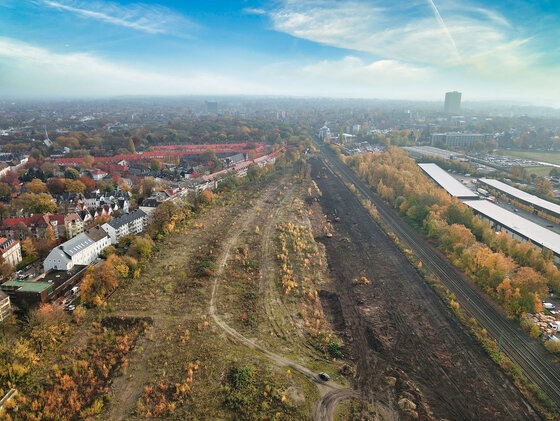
[311, 157, 540, 420]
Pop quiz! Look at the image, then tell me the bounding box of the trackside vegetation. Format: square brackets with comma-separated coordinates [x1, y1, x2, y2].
[341, 146, 560, 317]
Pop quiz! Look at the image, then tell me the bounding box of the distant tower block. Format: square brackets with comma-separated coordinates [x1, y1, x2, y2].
[44, 126, 53, 147]
[444, 91, 461, 114]
[205, 101, 218, 114]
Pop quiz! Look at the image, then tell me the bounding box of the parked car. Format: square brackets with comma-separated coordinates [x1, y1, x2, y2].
[318, 372, 330, 381]
[543, 302, 556, 310]
[64, 305, 75, 312]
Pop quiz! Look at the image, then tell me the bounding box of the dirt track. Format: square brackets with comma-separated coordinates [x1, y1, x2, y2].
[311, 157, 540, 420]
[209, 182, 357, 421]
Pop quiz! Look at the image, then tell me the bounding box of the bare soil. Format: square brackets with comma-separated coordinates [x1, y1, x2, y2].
[310, 158, 540, 420]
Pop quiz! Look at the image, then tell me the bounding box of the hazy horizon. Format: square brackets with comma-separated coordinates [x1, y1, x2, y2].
[1, 0, 559, 106]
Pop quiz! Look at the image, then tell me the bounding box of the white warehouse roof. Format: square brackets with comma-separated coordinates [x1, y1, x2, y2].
[418, 163, 478, 199]
[463, 200, 560, 256]
[479, 178, 560, 217]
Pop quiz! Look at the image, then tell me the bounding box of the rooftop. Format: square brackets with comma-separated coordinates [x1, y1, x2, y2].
[2, 280, 52, 293]
[418, 163, 478, 199]
[85, 226, 109, 242]
[60, 232, 94, 256]
[106, 209, 146, 229]
[41, 265, 87, 287]
[463, 200, 560, 256]
[479, 178, 560, 217]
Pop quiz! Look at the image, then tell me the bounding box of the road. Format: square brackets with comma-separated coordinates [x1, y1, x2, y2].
[320, 144, 560, 410]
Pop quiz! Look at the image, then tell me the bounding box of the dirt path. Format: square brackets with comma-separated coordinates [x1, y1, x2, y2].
[209, 184, 357, 421]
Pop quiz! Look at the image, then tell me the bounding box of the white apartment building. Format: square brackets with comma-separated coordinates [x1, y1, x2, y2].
[43, 226, 110, 272]
[101, 209, 147, 244]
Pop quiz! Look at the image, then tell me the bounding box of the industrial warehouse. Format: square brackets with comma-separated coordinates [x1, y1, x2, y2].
[417, 163, 560, 266]
[478, 178, 560, 224]
[418, 163, 479, 199]
[463, 200, 560, 265]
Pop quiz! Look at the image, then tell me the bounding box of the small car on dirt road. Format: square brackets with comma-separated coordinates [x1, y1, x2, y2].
[318, 372, 330, 381]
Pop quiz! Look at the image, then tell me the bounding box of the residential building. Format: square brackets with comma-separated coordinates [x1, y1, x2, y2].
[0, 290, 11, 321]
[139, 198, 160, 220]
[88, 169, 108, 181]
[43, 226, 110, 272]
[102, 209, 147, 244]
[0, 238, 22, 267]
[64, 213, 84, 239]
[444, 91, 461, 114]
[2, 214, 65, 241]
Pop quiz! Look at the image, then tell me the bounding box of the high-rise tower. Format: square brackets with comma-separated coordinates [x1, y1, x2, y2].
[444, 91, 461, 114]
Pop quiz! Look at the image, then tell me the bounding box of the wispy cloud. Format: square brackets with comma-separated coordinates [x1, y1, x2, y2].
[269, 0, 532, 71]
[38, 0, 196, 34]
[0, 37, 263, 96]
[243, 7, 266, 15]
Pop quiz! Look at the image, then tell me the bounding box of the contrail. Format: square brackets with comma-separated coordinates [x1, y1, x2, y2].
[427, 0, 462, 63]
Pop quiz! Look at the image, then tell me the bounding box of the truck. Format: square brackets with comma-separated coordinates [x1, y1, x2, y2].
[477, 187, 489, 197]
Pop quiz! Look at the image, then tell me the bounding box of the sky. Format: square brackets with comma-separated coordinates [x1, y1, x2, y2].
[0, 0, 559, 105]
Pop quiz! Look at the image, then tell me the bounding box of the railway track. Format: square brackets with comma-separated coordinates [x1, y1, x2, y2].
[320, 145, 560, 409]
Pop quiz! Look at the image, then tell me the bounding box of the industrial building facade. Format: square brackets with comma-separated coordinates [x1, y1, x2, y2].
[431, 132, 493, 147]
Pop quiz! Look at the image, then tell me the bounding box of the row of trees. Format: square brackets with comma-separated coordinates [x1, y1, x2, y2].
[345, 147, 559, 316]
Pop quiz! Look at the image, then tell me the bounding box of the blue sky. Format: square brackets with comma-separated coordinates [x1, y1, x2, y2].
[0, 0, 559, 105]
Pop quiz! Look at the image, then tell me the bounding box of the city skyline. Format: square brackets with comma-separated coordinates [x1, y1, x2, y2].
[0, 0, 559, 106]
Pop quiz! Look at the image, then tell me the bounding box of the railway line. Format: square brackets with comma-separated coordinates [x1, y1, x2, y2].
[320, 145, 560, 410]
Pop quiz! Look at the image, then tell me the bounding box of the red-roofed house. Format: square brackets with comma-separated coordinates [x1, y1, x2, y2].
[89, 169, 108, 181]
[0, 237, 22, 267]
[2, 214, 66, 241]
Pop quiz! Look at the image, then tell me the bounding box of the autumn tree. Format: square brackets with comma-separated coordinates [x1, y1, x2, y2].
[64, 179, 86, 194]
[142, 177, 156, 197]
[64, 168, 80, 180]
[82, 155, 95, 169]
[40, 162, 56, 178]
[536, 179, 553, 197]
[47, 178, 66, 194]
[25, 178, 47, 193]
[22, 238, 38, 260]
[0, 182, 11, 198]
[79, 175, 96, 192]
[11, 193, 58, 215]
[0, 256, 14, 280]
[150, 159, 162, 171]
[128, 138, 137, 154]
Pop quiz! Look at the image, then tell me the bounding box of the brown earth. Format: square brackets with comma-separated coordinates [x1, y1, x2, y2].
[310, 158, 540, 420]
